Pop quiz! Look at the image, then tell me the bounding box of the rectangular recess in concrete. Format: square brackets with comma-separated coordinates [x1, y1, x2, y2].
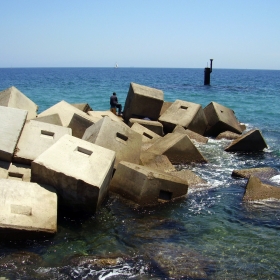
[8, 172, 24, 180]
[41, 130, 55, 138]
[76, 146, 93, 156]
[116, 132, 128, 144]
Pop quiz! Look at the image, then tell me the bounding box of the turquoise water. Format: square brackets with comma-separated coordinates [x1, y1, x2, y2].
[0, 68, 280, 279]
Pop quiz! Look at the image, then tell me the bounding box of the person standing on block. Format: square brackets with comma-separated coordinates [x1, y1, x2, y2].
[110, 92, 122, 115]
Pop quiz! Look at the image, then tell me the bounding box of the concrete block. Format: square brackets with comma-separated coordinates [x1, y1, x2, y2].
[0, 179, 57, 239]
[0, 160, 9, 179]
[131, 123, 162, 143]
[123, 83, 164, 121]
[71, 103, 93, 113]
[13, 120, 72, 165]
[225, 129, 268, 152]
[68, 113, 95, 138]
[110, 161, 188, 206]
[168, 170, 208, 189]
[216, 131, 241, 140]
[83, 116, 142, 169]
[88, 110, 124, 124]
[0, 86, 38, 120]
[128, 118, 163, 136]
[204, 102, 242, 136]
[37, 100, 98, 127]
[159, 100, 207, 135]
[243, 175, 280, 201]
[32, 113, 63, 126]
[160, 101, 173, 116]
[173, 125, 208, 144]
[140, 151, 176, 172]
[0, 106, 27, 162]
[232, 167, 278, 181]
[31, 134, 115, 213]
[146, 133, 207, 164]
[8, 162, 31, 182]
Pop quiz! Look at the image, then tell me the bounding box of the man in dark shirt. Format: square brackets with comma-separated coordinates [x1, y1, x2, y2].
[110, 92, 122, 115]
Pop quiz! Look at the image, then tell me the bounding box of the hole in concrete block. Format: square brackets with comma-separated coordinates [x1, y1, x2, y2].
[158, 190, 172, 201]
[220, 110, 224, 113]
[116, 132, 128, 144]
[76, 146, 93, 156]
[143, 132, 153, 139]
[11, 204, 32, 216]
[8, 172, 24, 180]
[41, 130, 55, 138]
[180, 106, 188, 110]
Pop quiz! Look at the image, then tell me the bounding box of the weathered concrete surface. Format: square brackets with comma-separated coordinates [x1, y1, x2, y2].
[88, 110, 123, 124]
[109, 161, 188, 206]
[0, 106, 27, 162]
[31, 134, 115, 213]
[71, 103, 93, 113]
[123, 82, 164, 121]
[0, 86, 38, 120]
[0, 179, 57, 239]
[225, 129, 268, 152]
[159, 101, 173, 116]
[33, 114, 63, 126]
[37, 100, 98, 127]
[8, 162, 31, 182]
[243, 175, 280, 201]
[204, 101, 242, 136]
[232, 167, 279, 181]
[216, 130, 241, 140]
[173, 125, 208, 144]
[83, 116, 142, 168]
[131, 122, 161, 143]
[168, 170, 208, 189]
[140, 151, 176, 172]
[159, 100, 208, 135]
[128, 118, 164, 136]
[13, 120, 72, 165]
[146, 133, 207, 164]
[68, 113, 95, 138]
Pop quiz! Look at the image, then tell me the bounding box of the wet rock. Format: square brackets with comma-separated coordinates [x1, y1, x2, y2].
[216, 130, 241, 140]
[225, 129, 268, 152]
[243, 175, 280, 201]
[232, 167, 279, 182]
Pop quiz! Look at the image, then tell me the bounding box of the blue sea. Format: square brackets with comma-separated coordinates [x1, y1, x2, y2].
[0, 68, 280, 279]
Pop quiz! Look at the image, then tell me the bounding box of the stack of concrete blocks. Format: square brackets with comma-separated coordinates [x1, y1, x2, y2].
[128, 118, 164, 136]
[88, 110, 123, 124]
[37, 101, 100, 138]
[109, 161, 188, 206]
[83, 116, 142, 169]
[225, 129, 268, 152]
[145, 133, 207, 165]
[0, 106, 27, 162]
[173, 125, 208, 144]
[123, 83, 164, 121]
[158, 100, 208, 135]
[13, 120, 72, 165]
[0, 86, 38, 120]
[31, 134, 115, 214]
[0, 179, 57, 240]
[204, 101, 242, 137]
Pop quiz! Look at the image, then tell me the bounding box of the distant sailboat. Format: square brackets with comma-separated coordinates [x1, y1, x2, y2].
[115, 63, 118, 68]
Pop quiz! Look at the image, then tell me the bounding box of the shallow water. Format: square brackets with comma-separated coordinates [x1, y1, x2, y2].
[0, 68, 280, 279]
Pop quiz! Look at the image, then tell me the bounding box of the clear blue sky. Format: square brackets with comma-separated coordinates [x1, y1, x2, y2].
[1, 1, 279, 69]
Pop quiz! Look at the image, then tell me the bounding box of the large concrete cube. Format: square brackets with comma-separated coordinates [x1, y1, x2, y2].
[128, 118, 164, 136]
[158, 100, 208, 135]
[0, 106, 27, 162]
[146, 133, 207, 164]
[33, 113, 63, 126]
[204, 102, 242, 136]
[123, 83, 164, 121]
[13, 120, 72, 165]
[38, 100, 98, 127]
[31, 135, 115, 213]
[83, 116, 142, 168]
[110, 161, 188, 206]
[225, 129, 268, 152]
[131, 123, 162, 143]
[88, 110, 123, 124]
[0, 179, 57, 240]
[0, 86, 38, 120]
[71, 103, 93, 113]
[173, 125, 208, 144]
[68, 113, 95, 138]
